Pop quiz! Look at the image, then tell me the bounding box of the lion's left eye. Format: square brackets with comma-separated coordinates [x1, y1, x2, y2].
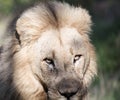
[73, 55, 82, 63]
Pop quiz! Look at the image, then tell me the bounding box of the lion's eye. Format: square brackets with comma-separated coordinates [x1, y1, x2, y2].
[43, 58, 54, 66]
[73, 55, 82, 63]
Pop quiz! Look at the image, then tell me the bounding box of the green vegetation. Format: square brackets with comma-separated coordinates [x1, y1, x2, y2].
[0, 0, 13, 14]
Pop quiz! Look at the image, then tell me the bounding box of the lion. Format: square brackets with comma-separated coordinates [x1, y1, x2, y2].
[0, 1, 97, 100]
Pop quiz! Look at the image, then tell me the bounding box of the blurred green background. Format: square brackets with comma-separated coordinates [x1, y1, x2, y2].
[0, 0, 120, 100]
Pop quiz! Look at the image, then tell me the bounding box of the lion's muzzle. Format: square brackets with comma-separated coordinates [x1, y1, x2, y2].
[57, 79, 80, 99]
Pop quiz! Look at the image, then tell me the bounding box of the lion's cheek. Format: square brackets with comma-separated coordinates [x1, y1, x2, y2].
[74, 60, 85, 79]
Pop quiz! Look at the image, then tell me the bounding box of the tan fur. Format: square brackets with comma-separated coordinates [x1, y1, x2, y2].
[16, 1, 91, 46]
[0, 1, 97, 100]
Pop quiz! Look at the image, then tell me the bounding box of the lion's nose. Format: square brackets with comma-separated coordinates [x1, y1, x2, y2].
[57, 79, 80, 99]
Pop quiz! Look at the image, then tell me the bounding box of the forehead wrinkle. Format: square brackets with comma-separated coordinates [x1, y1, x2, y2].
[70, 47, 73, 55]
[58, 33, 63, 46]
[52, 50, 55, 59]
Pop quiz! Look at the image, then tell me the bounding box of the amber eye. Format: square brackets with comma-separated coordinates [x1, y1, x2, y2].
[73, 55, 82, 63]
[43, 58, 54, 66]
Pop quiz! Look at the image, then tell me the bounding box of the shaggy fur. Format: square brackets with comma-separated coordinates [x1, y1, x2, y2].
[0, 1, 97, 100]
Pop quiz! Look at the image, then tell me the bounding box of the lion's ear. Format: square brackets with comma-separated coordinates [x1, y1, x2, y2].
[15, 5, 57, 46]
[66, 8, 92, 34]
[54, 2, 92, 34]
[15, 15, 34, 46]
[69, 8, 92, 34]
[15, 9, 47, 46]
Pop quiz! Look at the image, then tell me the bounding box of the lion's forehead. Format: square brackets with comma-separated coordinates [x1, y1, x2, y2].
[60, 27, 83, 43]
[32, 27, 86, 61]
[37, 27, 84, 49]
[60, 27, 85, 49]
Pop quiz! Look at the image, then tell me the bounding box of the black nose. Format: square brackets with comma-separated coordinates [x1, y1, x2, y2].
[57, 79, 80, 99]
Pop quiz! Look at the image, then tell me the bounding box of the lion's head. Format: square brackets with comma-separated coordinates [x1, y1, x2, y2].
[12, 1, 97, 100]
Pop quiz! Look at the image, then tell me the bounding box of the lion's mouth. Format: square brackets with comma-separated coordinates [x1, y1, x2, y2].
[45, 78, 88, 100]
[46, 87, 87, 100]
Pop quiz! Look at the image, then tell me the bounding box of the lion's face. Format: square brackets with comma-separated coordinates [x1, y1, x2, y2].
[13, 2, 97, 100]
[28, 27, 91, 100]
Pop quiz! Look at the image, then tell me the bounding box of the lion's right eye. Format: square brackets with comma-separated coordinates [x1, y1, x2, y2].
[43, 58, 55, 66]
